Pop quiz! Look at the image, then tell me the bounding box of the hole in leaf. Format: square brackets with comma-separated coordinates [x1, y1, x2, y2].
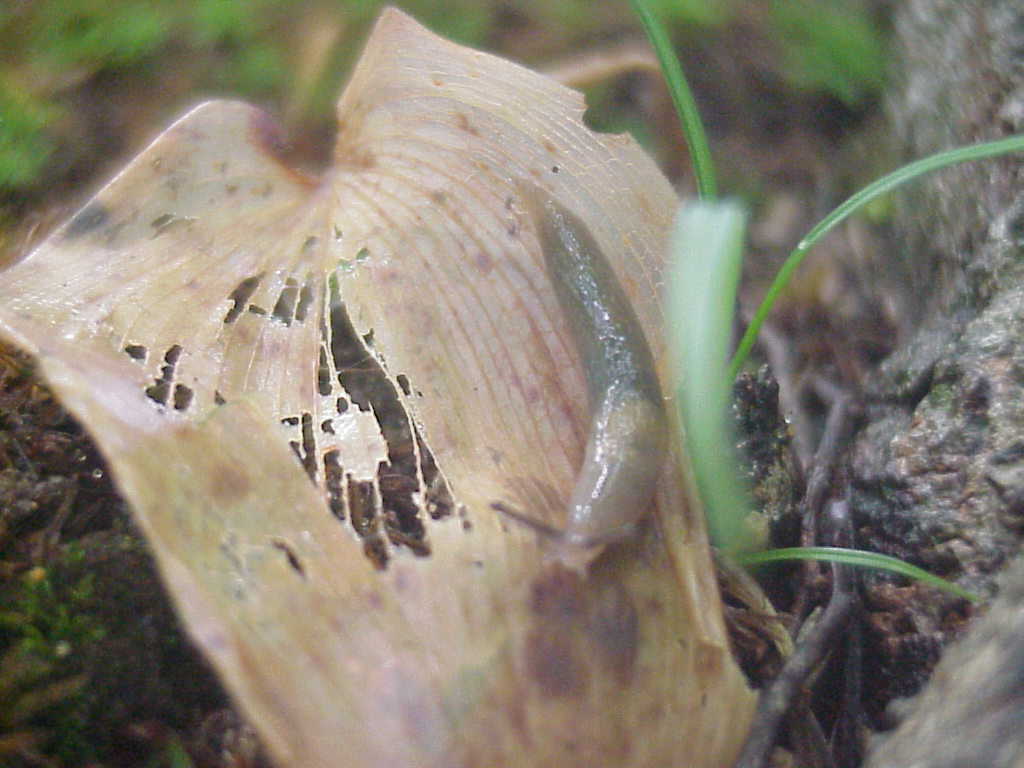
[348, 475, 379, 538]
[271, 277, 299, 326]
[145, 381, 171, 405]
[286, 412, 318, 483]
[318, 347, 332, 396]
[224, 275, 263, 324]
[327, 277, 438, 561]
[378, 460, 428, 556]
[299, 412, 316, 480]
[173, 384, 193, 411]
[124, 344, 147, 361]
[144, 345, 182, 406]
[270, 539, 306, 579]
[150, 213, 193, 237]
[325, 450, 345, 519]
[415, 424, 455, 520]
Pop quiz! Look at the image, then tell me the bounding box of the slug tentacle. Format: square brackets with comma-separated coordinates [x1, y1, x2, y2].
[503, 183, 667, 572]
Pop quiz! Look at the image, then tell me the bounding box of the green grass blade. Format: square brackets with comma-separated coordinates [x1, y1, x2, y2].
[737, 546, 982, 603]
[628, 0, 717, 200]
[729, 133, 1024, 380]
[671, 199, 752, 550]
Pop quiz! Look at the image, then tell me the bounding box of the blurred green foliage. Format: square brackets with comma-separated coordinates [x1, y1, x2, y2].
[0, 0, 503, 200]
[769, 0, 887, 106]
[0, 0, 887, 200]
[30, 1, 174, 71]
[0, 82, 59, 190]
[397, 0, 495, 44]
[646, 0, 732, 27]
[0, 0, 288, 197]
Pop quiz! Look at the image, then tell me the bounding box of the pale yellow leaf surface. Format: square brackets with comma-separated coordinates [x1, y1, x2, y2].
[0, 9, 754, 768]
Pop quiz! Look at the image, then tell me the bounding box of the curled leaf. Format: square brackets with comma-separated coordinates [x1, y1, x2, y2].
[0, 10, 753, 767]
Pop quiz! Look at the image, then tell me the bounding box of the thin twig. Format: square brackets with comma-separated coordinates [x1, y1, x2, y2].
[801, 391, 853, 545]
[790, 389, 857, 626]
[733, 499, 857, 768]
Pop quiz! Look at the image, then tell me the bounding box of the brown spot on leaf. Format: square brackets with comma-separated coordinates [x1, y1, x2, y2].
[525, 627, 588, 699]
[208, 463, 251, 503]
[523, 567, 593, 697]
[455, 112, 479, 136]
[246, 108, 317, 187]
[590, 583, 639, 684]
[363, 535, 389, 570]
[530, 565, 586, 620]
[249, 108, 289, 162]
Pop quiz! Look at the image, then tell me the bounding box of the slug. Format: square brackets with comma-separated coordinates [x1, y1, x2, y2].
[495, 183, 667, 571]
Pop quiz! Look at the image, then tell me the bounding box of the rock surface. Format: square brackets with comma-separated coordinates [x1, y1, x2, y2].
[858, 0, 1024, 764]
[866, 559, 1024, 767]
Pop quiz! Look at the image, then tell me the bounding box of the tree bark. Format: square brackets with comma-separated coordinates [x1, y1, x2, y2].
[857, 0, 1024, 764]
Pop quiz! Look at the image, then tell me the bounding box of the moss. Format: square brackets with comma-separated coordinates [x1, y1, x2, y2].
[0, 533, 227, 765]
[926, 379, 957, 413]
[0, 0, 297, 197]
[732, 367, 801, 550]
[0, 549, 107, 763]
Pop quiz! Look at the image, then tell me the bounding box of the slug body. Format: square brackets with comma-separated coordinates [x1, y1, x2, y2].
[514, 184, 667, 570]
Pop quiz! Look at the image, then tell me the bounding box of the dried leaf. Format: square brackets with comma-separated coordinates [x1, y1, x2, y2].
[0, 9, 754, 767]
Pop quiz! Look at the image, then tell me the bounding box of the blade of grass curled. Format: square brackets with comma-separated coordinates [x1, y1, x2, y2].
[737, 546, 982, 603]
[671, 199, 752, 551]
[628, 0, 717, 200]
[728, 133, 1024, 380]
